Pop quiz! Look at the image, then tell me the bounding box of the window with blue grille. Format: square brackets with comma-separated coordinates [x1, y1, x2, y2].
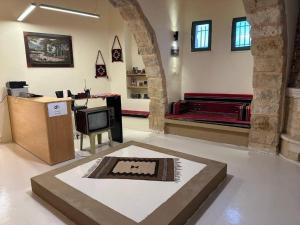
[231, 17, 251, 51]
[191, 20, 212, 52]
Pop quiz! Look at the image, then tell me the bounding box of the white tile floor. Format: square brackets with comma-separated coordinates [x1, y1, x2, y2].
[1, 129, 300, 225]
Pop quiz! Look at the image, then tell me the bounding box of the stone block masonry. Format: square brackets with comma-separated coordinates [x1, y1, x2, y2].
[243, 0, 288, 152]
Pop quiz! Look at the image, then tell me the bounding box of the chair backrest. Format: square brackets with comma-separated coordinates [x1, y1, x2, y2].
[55, 91, 64, 98]
[55, 90, 76, 110]
[55, 90, 72, 98]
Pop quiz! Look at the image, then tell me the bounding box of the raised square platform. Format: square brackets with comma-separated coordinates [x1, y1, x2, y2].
[31, 141, 227, 225]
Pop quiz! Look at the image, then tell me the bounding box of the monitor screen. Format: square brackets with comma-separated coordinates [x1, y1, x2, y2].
[88, 111, 108, 131]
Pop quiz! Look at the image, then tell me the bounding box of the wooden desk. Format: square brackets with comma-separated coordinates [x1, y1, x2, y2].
[8, 96, 75, 165]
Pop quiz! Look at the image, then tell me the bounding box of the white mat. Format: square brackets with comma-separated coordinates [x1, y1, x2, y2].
[55, 145, 206, 223]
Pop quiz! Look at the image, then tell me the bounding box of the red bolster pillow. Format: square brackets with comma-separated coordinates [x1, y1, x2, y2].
[170, 101, 189, 115]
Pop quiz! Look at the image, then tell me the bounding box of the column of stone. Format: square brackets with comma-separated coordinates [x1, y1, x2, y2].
[109, 0, 168, 132]
[243, 0, 287, 152]
[288, 10, 300, 87]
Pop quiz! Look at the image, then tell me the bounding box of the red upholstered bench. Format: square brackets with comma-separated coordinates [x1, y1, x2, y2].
[122, 110, 150, 118]
[166, 93, 252, 128]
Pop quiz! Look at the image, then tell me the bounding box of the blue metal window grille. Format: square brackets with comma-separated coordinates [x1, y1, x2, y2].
[192, 20, 212, 51]
[232, 17, 251, 51]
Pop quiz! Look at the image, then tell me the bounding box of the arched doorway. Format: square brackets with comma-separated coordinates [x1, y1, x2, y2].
[110, 0, 288, 152]
[109, 0, 168, 132]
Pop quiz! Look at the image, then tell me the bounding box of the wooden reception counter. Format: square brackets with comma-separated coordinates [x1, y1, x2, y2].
[8, 96, 75, 165]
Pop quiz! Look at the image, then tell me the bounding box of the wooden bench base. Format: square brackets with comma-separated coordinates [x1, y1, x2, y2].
[165, 119, 249, 147]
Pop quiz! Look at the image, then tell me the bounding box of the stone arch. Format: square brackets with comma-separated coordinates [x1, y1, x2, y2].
[242, 0, 287, 152]
[110, 0, 288, 152]
[109, 0, 168, 132]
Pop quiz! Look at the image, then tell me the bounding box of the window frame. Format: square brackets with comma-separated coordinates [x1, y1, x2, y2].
[231, 17, 251, 51]
[191, 20, 212, 52]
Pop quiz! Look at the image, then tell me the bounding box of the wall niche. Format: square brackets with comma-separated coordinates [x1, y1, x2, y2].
[125, 28, 149, 101]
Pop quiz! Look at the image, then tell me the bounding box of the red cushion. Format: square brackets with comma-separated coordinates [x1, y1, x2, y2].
[170, 101, 189, 115]
[188, 101, 241, 114]
[245, 105, 251, 121]
[166, 112, 250, 128]
[122, 110, 149, 118]
[184, 93, 253, 101]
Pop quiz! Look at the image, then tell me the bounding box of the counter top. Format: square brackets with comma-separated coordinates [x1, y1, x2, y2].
[8, 96, 72, 103]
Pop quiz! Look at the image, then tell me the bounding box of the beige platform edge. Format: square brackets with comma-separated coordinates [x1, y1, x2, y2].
[8, 96, 75, 165]
[165, 119, 250, 147]
[31, 141, 227, 225]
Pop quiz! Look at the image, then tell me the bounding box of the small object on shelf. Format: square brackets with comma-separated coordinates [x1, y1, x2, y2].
[131, 93, 142, 99]
[131, 78, 137, 86]
[138, 81, 144, 87]
[133, 67, 138, 74]
[127, 67, 148, 100]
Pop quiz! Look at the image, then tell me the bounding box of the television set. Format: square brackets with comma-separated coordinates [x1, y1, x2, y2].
[75, 107, 114, 135]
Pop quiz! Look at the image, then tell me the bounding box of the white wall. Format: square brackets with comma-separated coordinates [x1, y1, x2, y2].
[137, 0, 183, 103]
[0, 0, 113, 96]
[0, 0, 113, 142]
[108, 5, 150, 111]
[125, 30, 145, 70]
[181, 0, 253, 95]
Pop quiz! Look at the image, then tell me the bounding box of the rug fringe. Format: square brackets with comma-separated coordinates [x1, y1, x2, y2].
[174, 158, 182, 183]
[83, 158, 103, 178]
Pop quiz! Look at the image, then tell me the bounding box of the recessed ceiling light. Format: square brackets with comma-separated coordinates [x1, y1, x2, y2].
[17, 3, 100, 22]
[17, 3, 37, 22]
[39, 4, 100, 19]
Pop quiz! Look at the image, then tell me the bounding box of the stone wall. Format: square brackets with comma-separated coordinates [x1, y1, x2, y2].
[281, 88, 300, 161]
[288, 9, 300, 87]
[243, 0, 287, 152]
[284, 90, 300, 139]
[109, 0, 167, 132]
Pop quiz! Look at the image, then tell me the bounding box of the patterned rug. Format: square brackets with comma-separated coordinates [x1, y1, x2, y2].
[85, 157, 181, 182]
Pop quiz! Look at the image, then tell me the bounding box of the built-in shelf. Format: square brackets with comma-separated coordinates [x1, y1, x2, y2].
[127, 86, 148, 89]
[127, 70, 148, 99]
[127, 74, 147, 77]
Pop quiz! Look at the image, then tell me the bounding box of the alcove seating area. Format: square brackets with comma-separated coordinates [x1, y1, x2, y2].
[165, 93, 253, 146]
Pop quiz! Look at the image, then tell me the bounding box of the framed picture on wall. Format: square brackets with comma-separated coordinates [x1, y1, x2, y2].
[23, 32, 74, 67]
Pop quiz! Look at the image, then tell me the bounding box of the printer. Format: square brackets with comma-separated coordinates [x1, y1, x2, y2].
[6, 81, 29, 97]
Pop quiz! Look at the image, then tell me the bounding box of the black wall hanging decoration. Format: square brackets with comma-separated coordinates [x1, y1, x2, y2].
[111, 35, 123, 62]
[95, 50, 108, 78]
